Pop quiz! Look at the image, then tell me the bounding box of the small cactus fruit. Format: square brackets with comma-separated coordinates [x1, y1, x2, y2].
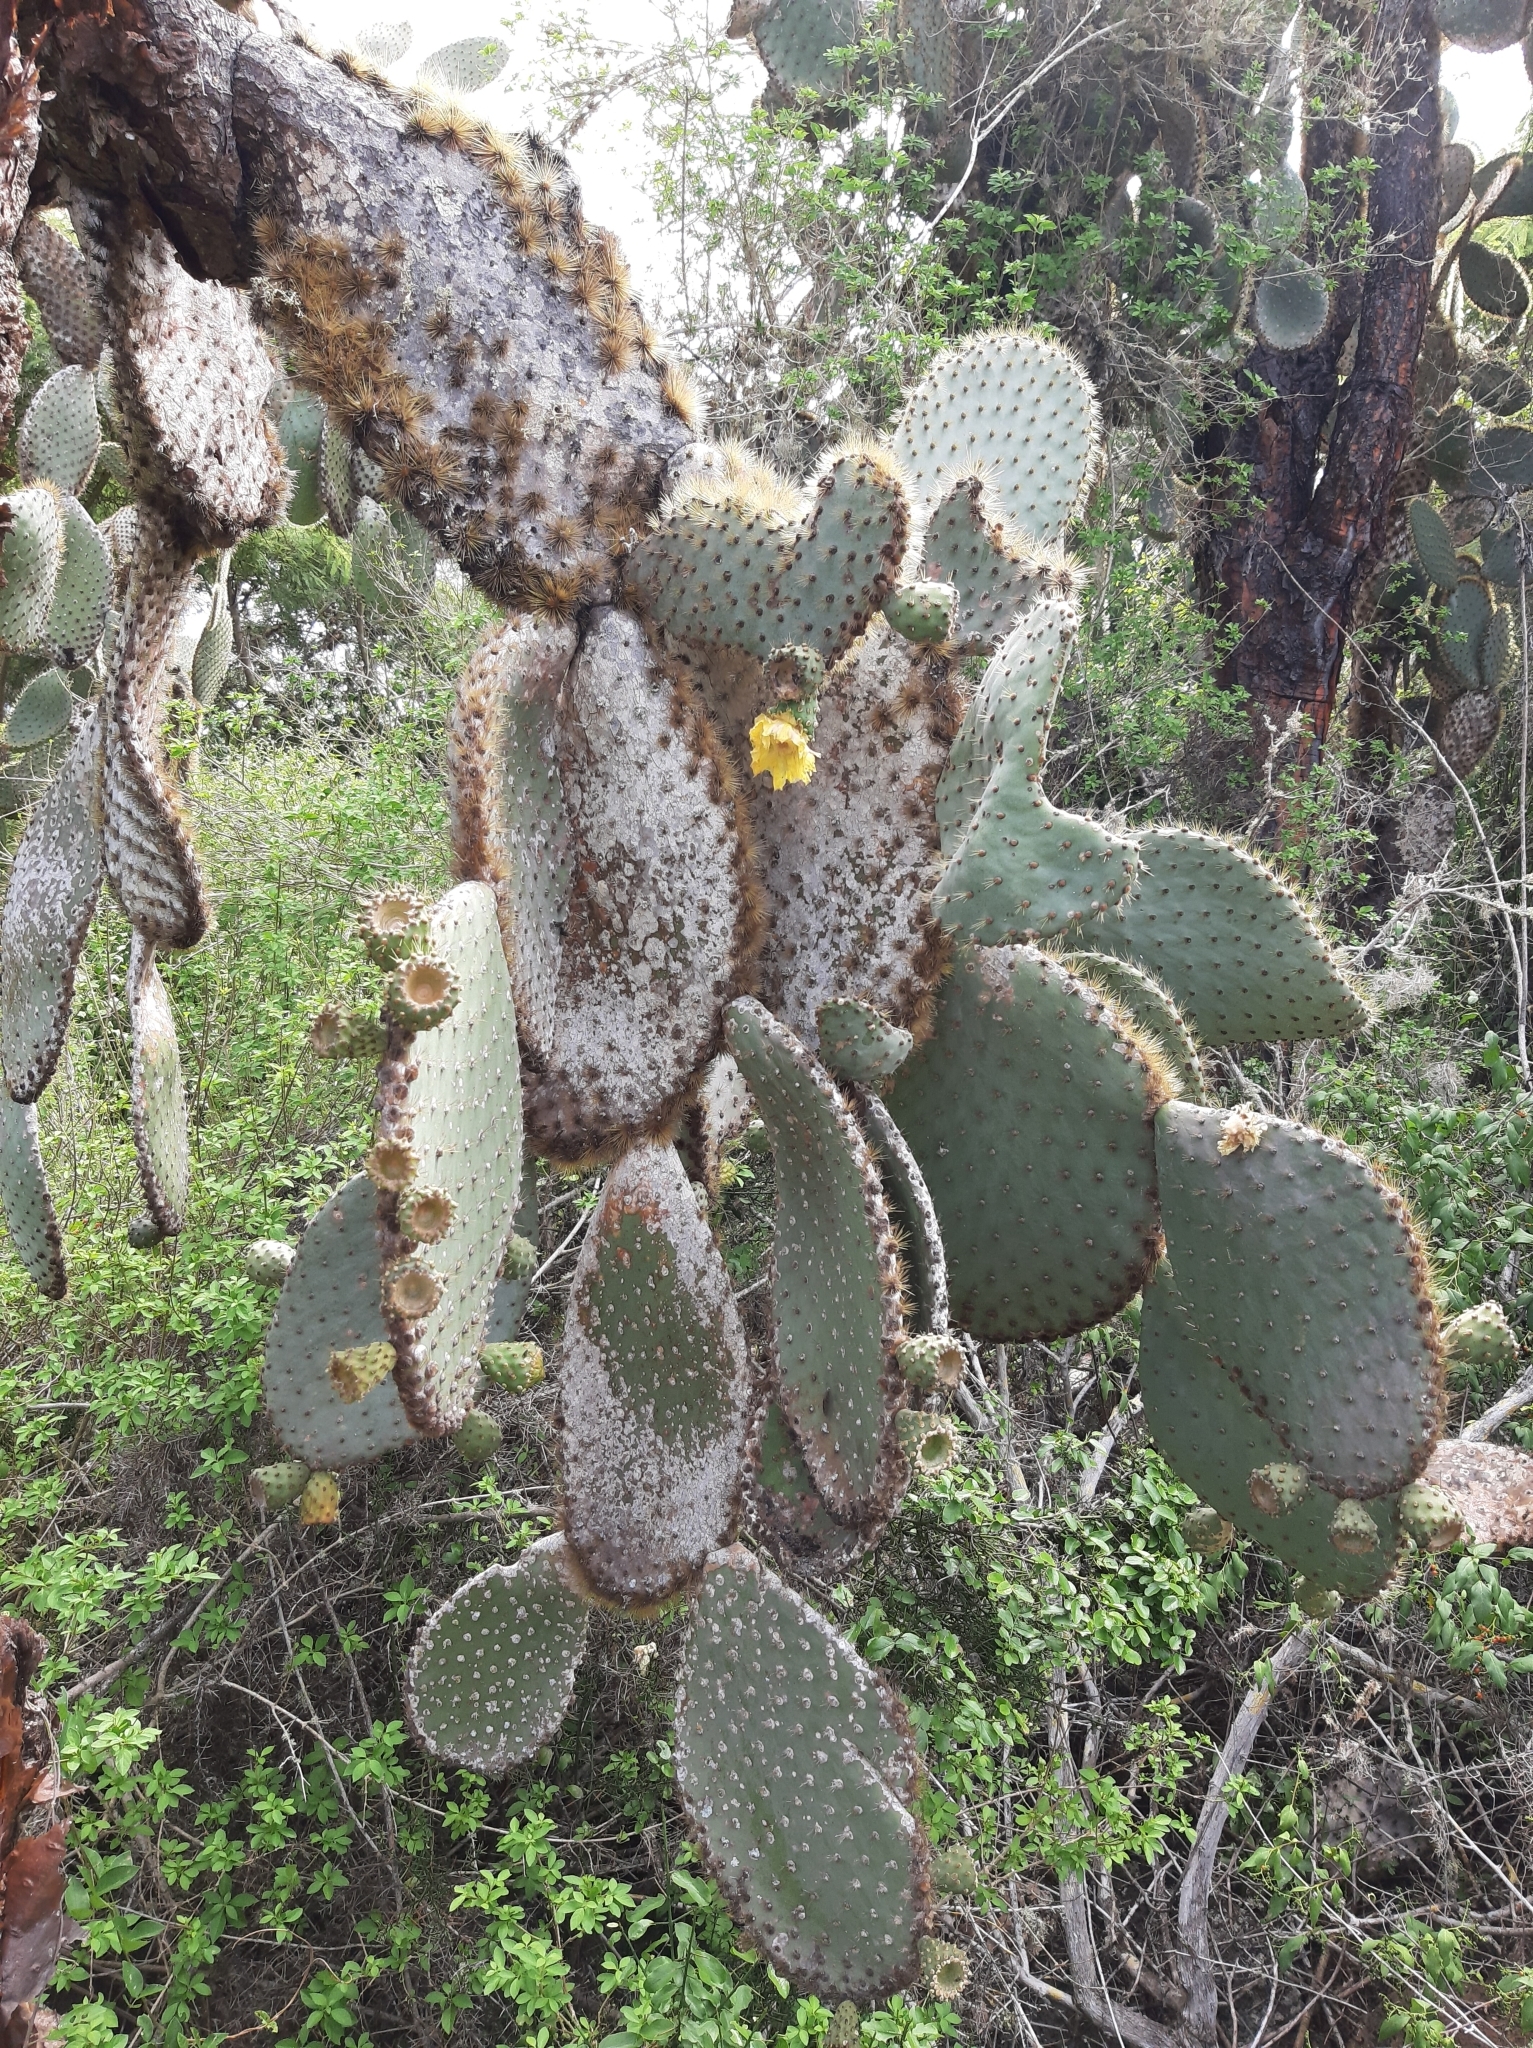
[480, 1341, 545, 1392]
[328, 1341, 397, 1404]
[883, 580, 956, 645]
[1329, 1499, 1380, 1556]
[1181, 1504, 1234, 1556]
[310, 1008, 388, 1062]
[931, 1842, 979, 1897]
[126, 1213, 166, 1249]
[825, 2005, 861, 2048]
[1399, 1480, 1467, 1553]
[1442, 1300, 1517, 1372]
[1250, 1463, 1311, 1516]
[919, 1937, 969, 2001]
[896, 1408, 959, 1475]
[357, 887, 429, 966]
[456, 1409, 503, 1465]
[383, 1258, 443, 1320]
[501, 1233, 538, 1282]
[249, 1461, 311, 1511]
[384, 952, 461, 1031]
[398, 1184, 456, 1244]
[897, 1334, 963, 1394]
[244, 1239, 297, 1286]
[1293, 1578, 1342, 1621]
[298, 1471, 341, 1526]
[816, 998, 914, 1085]
[365, 1138, 419, 1191]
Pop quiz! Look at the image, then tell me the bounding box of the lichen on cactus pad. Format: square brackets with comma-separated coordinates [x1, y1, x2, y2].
[128, 936, 190, 1236]
[0, 486, 65, 652]
[1152, 1101, 1443, 1499]
[1089, 825, 1369, 1045]
[404, 1533, 591, 1775]
[558, 1140, 751, 1605]
[724, 999, 906, 1525]
[886, 945, 1168, 1341]
[0, 1092, 66, 1299]
[916, 476, 1084, 656]
[372, 882, 522, 1435]
[261, 1173, 421, 1469]
[674, 1547, 928, 2002]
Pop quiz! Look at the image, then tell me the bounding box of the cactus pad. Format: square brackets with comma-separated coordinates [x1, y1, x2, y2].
[559, 1140, 751, 1604]
[749, 0, 863, 94]
[883, 580, 956, 645]
[674, 1546, 927, 2002]
[1090, 825, 1368, 1044]
[128, 936, 190, 1235]
[455, 1409, 503, 1464]
[886, 944, 1167, 1341]
[0, 1093, 65, 1299]
[1422, 1438, 1533, 1550]
[854, 1084, 950, 1336]
[677, 1051, 753, 1200]
[15, 217, 104, 368]
[19, 367, 101, 496]
[1459, 242, 1531, 319]
[250, 1462, 310, 1511]
[191, 574, 235, 707]
[1251, 254, 1331, 351]
[933, 595, 1075, 855]
[745, 1398, 868, 1572]
[0, 709, 103, 1102]
[375, 882, 523, 1435]
[1061, 952, 1206, 1102]
[3, 670, 72, 752]
[45, 497, 110, 668]
[916, 476, 1083, 656]
[245, 1240, 296, 1286]
[726, 998, 905, 1522]
[1437, 578, 1490, 691]
[0, 487, 64, 651]
[299, 1471, 341, 1526]
[262, 1172, 421, 1468]
[404, 1533, 591, 1774]
[417, 35, 510, 91]
[1407, 498, 1459, 589]
[1442, 1299, 1517, 1370]
[480, 1340, 545, 1392]
[817, 999, 913, 1084]
[1152, 1101, 1443, 1498]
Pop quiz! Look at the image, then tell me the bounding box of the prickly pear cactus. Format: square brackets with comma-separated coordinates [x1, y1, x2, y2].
[1061, 953, 1206, 1103]
[0, 1092, 65, 1300]
[47, 495, 111, 669]
[19, 365, 101, 496]
[745, 1397, 868, 1573]
[127, 936, 190, 1237]
[854, 1085, 950, 1337]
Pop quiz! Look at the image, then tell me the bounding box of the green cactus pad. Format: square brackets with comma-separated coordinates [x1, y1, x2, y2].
[484, 1160, 540, 1341]
[319, 415, 356, 533]
[935, 602, 1140, 945]
[559, 1139, 751, 1604]
[1481, 605, 1516, 692]
[455, 1409, 503, 1465]
[917, 476, 1082, 656]
[1180, 1504, 1232, 1556]
[0, 487, 65, 652]
[1089, 825, 1368, 1044]
[15, 216, 104, 369]
[892, 329, 1101, 547]
[0, 709, 103, 1102]
[350, 497, 436, 605]
[192, 570, 235, 707]
[1407, 498, 1461, 589]
[885, 944, 1167, 1341]
[1139, 1260, 1404, 1598]
[674, 1546, 927, 2003]
[0, 1092, 65, 1298]
[853, 1084, 950, 1336]
[745, 1398, 870, 1572]
[1251, 254, 1331, 351]
[1459, 241, 1531, 319]
[1441, 1299, 1517, 1371]
[19, 368, 101, 497]
[1464, 359, 1532, 415]
[1329, 1498, 1381, 1555]
[480, 1340, 544, 1392]
[725, 998, 905, 1523]
[1060, 952, 1206, 1102]
[4, 670, 72, 751]
[417, 35, 510, 90]
[250, 1462, 310, 1511]
[882, 580, 955, 646]
[749, 0, 862, 95]
[376, 882, 523, 1435]
[1250, 1461, 1310, 1515]
[817, 999, 914, 1084]
[931, 1844, 978, 1897]
[128, 937, 190, 1236]
[45, 496, 109, 670]
[278, 393, 325, 526]
[403, 1533, 591, 1774]
[624, 445, 910, 670]
[934, 592, 1078, 857]
[1438, 578, 1491, 691]
[245, 1240, 297, 1286]
[1152, 1101, 1443, 1498]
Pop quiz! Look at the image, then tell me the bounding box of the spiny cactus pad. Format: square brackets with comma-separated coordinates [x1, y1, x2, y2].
[745, 1398, 868, 1572]
[403, 1533, 591, 1774]
[1251, 254, 1331, 352]
[817, 999, 913, 1085]
[191, 579, 235, 707]
[0, 1092, 66, 1299]
[624, 446, 910, 670]
[854, 1084, 951, 1336]
[883, 579, 956, 645]
[19, 367, 101, 497]
[46, 496, 110, 668]
[1152, 1101, 1443, 1499]
[3, 670, 72, 752]
[749, 0, 863, 94]
[674, 1547, 927, 2002]
[1061, 952, 1206, 1103]
[725, 999, 905, 1523]
[262, 1172, 421, 1468]
[934, 595, 1076, 856]
[558, 1140, 751, 1604]
[0, 709, 103, 1102]
[15, 216, 104, 369]
[250, 1462, 310, 1512]
[1442, 1299, 1517, 1371]
[374, 882, 522, 1435]
[1090, 825, 1368, 1044]
[1407, 498, 1460, 589]
[886, 945, 1166, 1341]
[0, 487, 65, 652]
[935, 603, 1139, 944]
[128, 937, 190, 1235]
[916, 476, 1081, 656]
[891, 328, 1101, 546]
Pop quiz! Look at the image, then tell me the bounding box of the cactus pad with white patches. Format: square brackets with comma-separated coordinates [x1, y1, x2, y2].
[1060, 952, 1205, 1103]
[1, 709, 103, 1103]
[19, 367, 101, 496]
[262, 1172, 422, 1468]
[1090, 825, 1369, 1045]
[0, 487, 64, 652]
[724, 998, 905, 1524]
[1152, 1101, 1443, 1500]
[128, 936, 190, 1235]
[891, 329, 1102, 545]
[917, 476, 1082, 656]
[624, 446, 910, 671]
[3, 671, 72, 752]
[45, 496, 110, 668]
[674, 1547, 927, 2003]
[853, 1084, 950, 1336]
[375, 882, 523, 1435]
[404, 1537, 590, 1774]
[558, 1140, 751, 1604]
[886, 944, 1166, 1341]
[677, 1051, 753, 1200]
[0, 1092, 66, 1298]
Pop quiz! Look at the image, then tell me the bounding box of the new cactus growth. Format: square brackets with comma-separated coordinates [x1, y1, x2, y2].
[310, 1008, 388, 1062]
[930, 1843, 979, 1897]
[249, 1462, 311, 1512]
[816, 998, 914, 1084]
[897, 1334, 962, 1394]
[1293, 1579, 1342, 1621]
[1181, 1505, 1233, 1556]
[1329, 1500, 1380, 1556]
[1441, 1300, 1517, 1371]
[357, 888, 429, 966]
[299, 1471, 341, 1526]
[455, 1409, 503, 1465]
[384, 952, 460, 1031]
[500, 1235, 537, 1283]
[328, 1342, 397, 1403]
[883, 580, 956, 645]
[244, 1240, 297, 1287]
[480, 1341, 545, 1393]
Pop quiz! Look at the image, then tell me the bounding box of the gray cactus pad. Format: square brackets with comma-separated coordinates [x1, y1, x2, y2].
[262, 1172, 420, 1468]
[1061, 952, 1205, 1103]
[46, 496, 110, 668]
[885, 945, 1165, 1341]
[381, 882, 524, 1435]
[417, 33, 510, 90]
[853, 1085, 950, 1335]
[745, 1399, 869, 1573]
[0, 487, 65, 652]
[128, 935, 190, 1234]
[1089, 825, 1369, 1045]
[724, 998, 904, 1523]
[15, 217, 104, 369]
[1153, 1102, 1443, 1499]
[559, 1140, 751, 1604]
[404, 1534, 590, 1775]
[19, 366, 101, 497]
[0, 1092, 66, 1298]
[1139, 1261, 1403, 1599]
[1, 709, 103, 1103]
[674, 1547, 927, 2003]
[917, 476, 1076, 655]
[3, 670, 73, 752]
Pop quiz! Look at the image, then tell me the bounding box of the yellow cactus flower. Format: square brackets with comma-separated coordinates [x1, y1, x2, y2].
[749, 712, 816, 791]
